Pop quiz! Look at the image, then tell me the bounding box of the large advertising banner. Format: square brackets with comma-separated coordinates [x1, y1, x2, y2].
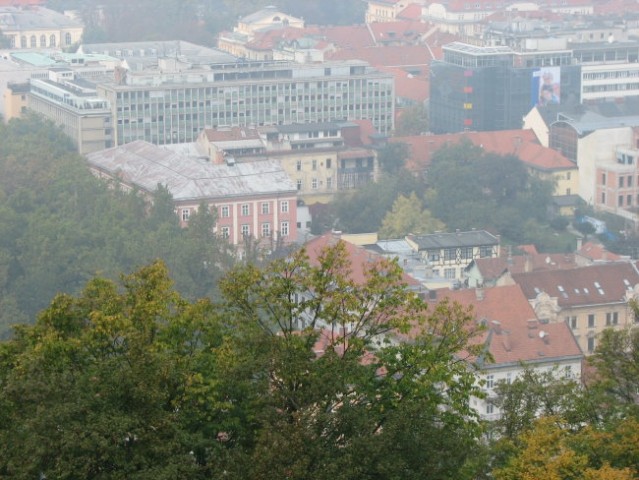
[532, 66, 561, 108]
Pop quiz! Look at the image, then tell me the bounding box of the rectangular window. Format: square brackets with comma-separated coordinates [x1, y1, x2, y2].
[619, 195, 624, 207]
[241, 204, 250, 216]
[480, 246, 493, 258]
[281, 221, 289, 237]
[241, 224, 250, 237]
[261, 223, 271, 237]
[444, 248, 456, 261]
[326, 158, 332, 169]
[312, 178, 318, 189]
[297, 179, 302, 191]
[296, 160, 302, 171]
[606, 312, 619, 326]
[486, 403, 494, 415]
[602, 173, 607, 185]
[628, 195, 633, 206]
[220, 226, 230, 238]
[588, 314, 595, 328]
[628, 176, 633, 187]
[462, 247, 474, 259]
[428, 251, 440, 262]
[221, 205, 230, 218]
[587, 336, 595, 353]
[326, 177, 333, 189]
[444, 268, 456, 279]
[486, 375, 494, 389]
[619, 176, 625, 188]
[602, 192, 606, 204]
[181, 209, 190, 221]
[281, 200, 289, 213]
[569, 316, 577, 329]
[312, 159, 317, 170]
[261, 202, 269, 215]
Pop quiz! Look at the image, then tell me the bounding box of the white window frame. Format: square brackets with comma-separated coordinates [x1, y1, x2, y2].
[181, 208, 190, 221]
[220, 226, 230, 238]
[261, 202, 270, 215]
[262, 222, 271, 237]
[241, 224, 250, 237]
[241, 204, 249, 216]
[281, 200, 289, 213]
[281, 221, 289, 237]
[221, 205, 230, 218]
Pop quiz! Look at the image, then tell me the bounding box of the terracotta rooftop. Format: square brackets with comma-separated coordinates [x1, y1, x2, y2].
[328, 45, 433, 69]
[305, 232, 421, 288]
[397, 3, 423, 20]
[513, 262, 639, 308]
[203, 126, 261, 142]
[429, 285, 582, 366]
[368, 20, 431, 42]
[469, 253, 579, 282]
[391, 129, 575, 172]
[576, 241, 622, 263]
[378, 65, 429, 103]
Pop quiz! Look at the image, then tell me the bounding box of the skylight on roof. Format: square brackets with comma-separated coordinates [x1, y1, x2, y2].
[624, 279, 631, 287]
[598, 288, 604, 295]
[558, 285, 565, 292]
[583, 287, 589, 294]
[594, 281, 601, 289]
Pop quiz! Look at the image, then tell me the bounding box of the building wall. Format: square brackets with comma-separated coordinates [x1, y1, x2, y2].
[177, 195, 298, 247]
[581, 63, 639, 102]
[2, 85, 28, 121]
[409, 242, 500, 281]
[522, 107, 550, 147]
[3, 26, 83, 49]
[476, 357, 582, 420]
[97, 65, 395, 145]
[28, 93, 111, 154]
[529, 293, 638, 354]
[575, 127, 633, 205]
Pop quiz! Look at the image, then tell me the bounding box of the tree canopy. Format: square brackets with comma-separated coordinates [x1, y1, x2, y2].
[0, 243, 488, 479]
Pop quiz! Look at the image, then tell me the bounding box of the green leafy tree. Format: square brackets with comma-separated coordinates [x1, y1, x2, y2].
[379, 192, 445, 239]
[428, 140, 554, 244]
[219, 241, 487, 479]
[377, 142, 410, 175]
[334, 170, 425, 233]
[395, 103, 429, 136]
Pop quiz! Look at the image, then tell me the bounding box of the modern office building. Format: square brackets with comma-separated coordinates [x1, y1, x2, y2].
[94, 58, 394, 146]
[430, 42, 581, 133]
[27, 68, 112, 154]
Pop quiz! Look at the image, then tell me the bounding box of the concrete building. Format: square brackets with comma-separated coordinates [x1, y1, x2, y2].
[86, 140, 298, 248]
[27, 68, 112, 154]
[0, 5, 83, 49]
[94, 57, 394, 145]
[513, 262, 639, 354]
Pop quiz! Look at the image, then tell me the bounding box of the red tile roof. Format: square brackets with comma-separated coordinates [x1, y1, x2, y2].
[378, 65, 429, 102]
[513, 262, 639, 308]
[397, 3, 423, 20]
[312, 24, 376, 49]
[304, 233, 421, 287]
[471, 253, 579, 282]
[368, 20, 431, 42]
[203, 127, 261, 142]
[328, 45, 434, 69]
[576, 241, 622, 263]
[430, 285, 582, 365]
[390, 129, 575, 172]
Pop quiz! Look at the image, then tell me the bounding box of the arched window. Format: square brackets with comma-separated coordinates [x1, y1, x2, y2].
[49, 34, 56, 47]
[21, 36, 26, 48]
[40, 34, 46, 47]
[30, 35, 36, 47]
[65, 32, 72, 45]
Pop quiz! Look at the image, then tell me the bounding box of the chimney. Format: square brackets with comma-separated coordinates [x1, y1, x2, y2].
[527, 318, 538, 337]
[502, 332, 512, 352]
[475, 288, 485, 301]
[491, 320, 502, 334]
[539, 330, 549, 345]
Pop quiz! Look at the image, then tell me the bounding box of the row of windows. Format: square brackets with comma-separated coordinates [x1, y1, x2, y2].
[9, 33, 73, 48]
[566, 312, 619, 330]
[583, 70, 639, 81]
[427, 246, 493, 262]
[297, 177, 334, 191]
[181, 201, 290, 221]
[219, 221, 290, 239]
[297, 158, 332, 171]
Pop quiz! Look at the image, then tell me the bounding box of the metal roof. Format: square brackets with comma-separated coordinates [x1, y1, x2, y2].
[409, 230, 499, 250]
[86, 140, 296, 202]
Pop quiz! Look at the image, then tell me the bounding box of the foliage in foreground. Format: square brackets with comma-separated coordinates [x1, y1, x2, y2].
[0, 243, 487, 479]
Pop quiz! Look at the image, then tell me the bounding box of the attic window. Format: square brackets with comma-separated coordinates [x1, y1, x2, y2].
[594, 281, 601, 289]
[534, 287, 541, 294]
[574, 288, 580, 294]
[583, 287, 590, 294]
[624, 279, 631, 287]
[558, 285, 565, 292]
[598, 288, 605, 295]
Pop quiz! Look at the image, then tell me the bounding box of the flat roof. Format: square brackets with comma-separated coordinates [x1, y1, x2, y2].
[86, 140, 297, 202]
